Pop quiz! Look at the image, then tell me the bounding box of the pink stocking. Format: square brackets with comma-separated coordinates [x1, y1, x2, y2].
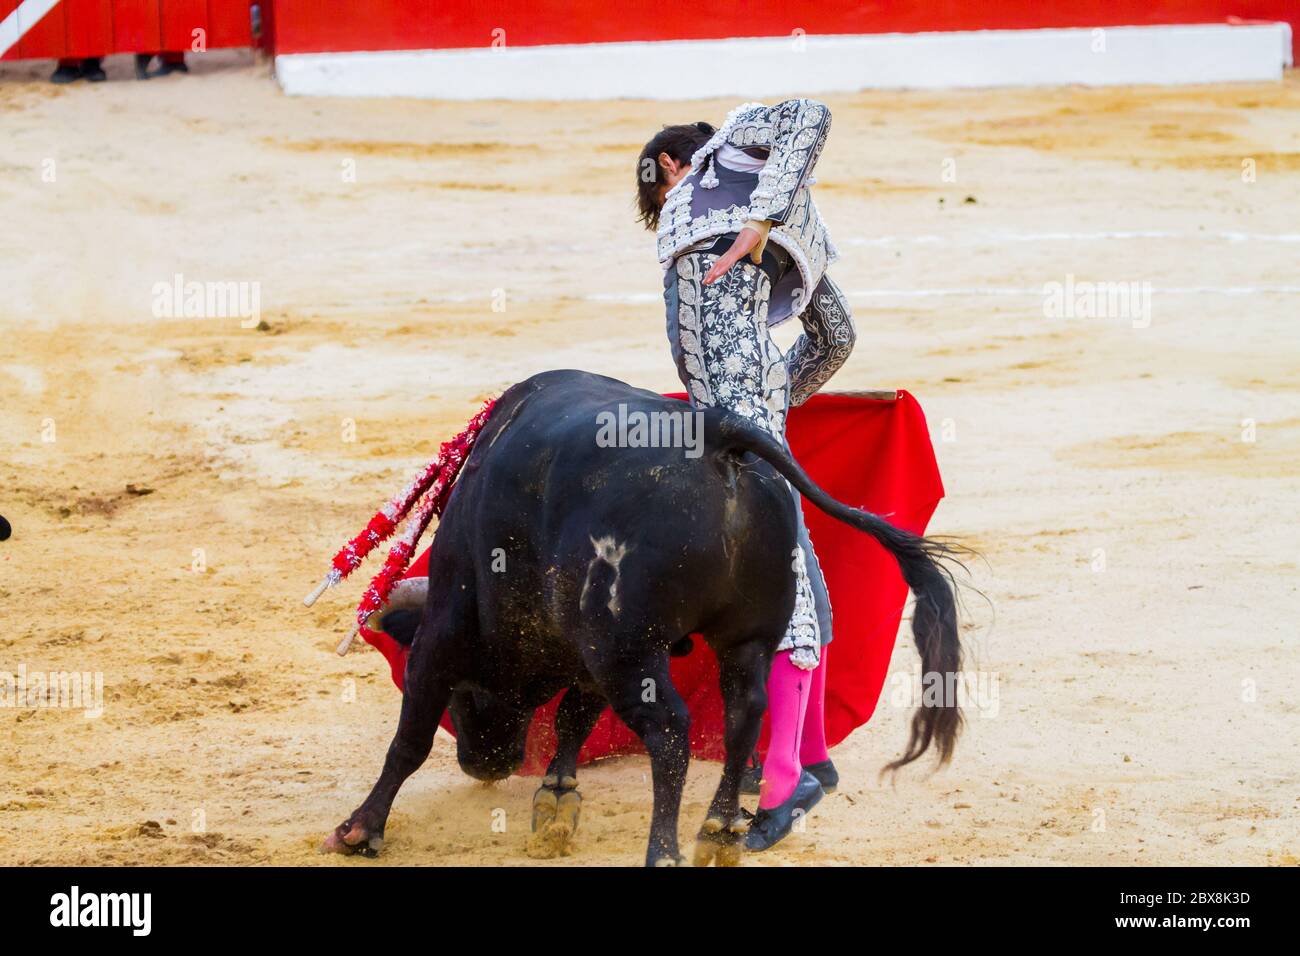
[799, 655, 830, 766]
[759, 651, 812, 809]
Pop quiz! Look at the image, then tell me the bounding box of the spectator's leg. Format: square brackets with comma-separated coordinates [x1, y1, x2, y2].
[51, 59, 83, 84]
[154, 52, 188, 76]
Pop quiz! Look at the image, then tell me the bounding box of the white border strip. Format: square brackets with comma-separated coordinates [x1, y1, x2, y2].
[0, 0, 62, 59]
[400, 286, 1300, 306]
[275, 23, 1292, 100]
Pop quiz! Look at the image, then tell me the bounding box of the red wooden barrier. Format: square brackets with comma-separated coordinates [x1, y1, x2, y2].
[267, 0, 1299, 61]
[1, 0, 254, 61]
[64, 1, 110, 59]
[15, 1, 67, 61]
[111, 0, 160, 54]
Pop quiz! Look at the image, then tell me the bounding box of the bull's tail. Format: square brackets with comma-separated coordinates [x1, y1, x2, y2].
[705, 407, 965, 772]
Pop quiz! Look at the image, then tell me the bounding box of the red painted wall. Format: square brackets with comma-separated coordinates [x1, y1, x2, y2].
[267, 0, 1298, 60]
[2, 0, 254, 60]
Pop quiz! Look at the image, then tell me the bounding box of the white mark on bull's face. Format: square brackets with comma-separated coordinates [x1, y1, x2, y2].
[590, 535, 628, 569]
[583, 535, 630, 617]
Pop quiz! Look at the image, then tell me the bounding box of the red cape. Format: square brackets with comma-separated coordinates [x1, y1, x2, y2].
[359, 390, 944, 774]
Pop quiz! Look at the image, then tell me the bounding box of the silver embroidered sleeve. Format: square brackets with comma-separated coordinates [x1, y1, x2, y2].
[787, 276, 856, 406]
[733, 99, 833, 225]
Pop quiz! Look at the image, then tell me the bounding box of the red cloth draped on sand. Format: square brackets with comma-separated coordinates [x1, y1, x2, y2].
[360, 390, 944, 774]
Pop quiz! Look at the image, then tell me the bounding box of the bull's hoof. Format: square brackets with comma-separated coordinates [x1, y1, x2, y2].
[695, 842, 743, 867]
[692, 813, 749, 867]
[525, 782, 581, 859]
[651, 854, 687, 867]
[321, 818, 384, 858]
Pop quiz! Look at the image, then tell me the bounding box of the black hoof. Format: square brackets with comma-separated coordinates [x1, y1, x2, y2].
[322, 817, 385, 857]
[693, 813, 749, 867]
[527, 779, 581, 859]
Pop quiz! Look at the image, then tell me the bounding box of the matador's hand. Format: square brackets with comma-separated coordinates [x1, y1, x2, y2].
[702, 220, 773, 285]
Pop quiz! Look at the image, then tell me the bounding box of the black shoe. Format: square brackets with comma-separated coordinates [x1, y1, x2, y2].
[82, 58, 107, 82]
[51, 63, 83, 84]
[152, 58, 188, 77]
[803, 759, 838, 794]
[739, 751, 762, 796]
[135, 54, 153, 80]
[744, 770, 823, 852]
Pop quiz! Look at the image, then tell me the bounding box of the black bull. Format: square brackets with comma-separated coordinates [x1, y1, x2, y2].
[323, 370, 963, 866]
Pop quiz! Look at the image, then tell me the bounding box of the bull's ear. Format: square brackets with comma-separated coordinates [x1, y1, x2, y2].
[378, 609, 422, 647]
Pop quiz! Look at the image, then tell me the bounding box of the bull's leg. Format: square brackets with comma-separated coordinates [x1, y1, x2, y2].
[545, 684, 607, 785]
[694, 640, 772, 867]
[322, 605, 463, 858]
[527, 684, 606, 859]
[590, 651, 691, 867]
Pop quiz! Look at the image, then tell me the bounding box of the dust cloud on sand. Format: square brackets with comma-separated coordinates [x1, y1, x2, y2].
[1, 53, 1297, 865]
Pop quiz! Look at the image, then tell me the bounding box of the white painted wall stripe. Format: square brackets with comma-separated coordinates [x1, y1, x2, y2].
[276, 23, 1292, 100]
[0, 0, 62, 60]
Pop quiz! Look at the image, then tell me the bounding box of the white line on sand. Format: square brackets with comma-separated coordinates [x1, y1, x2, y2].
[841, 286, 1300, 298]
[842, 232, 1300, 246]
[483, 286, 1300, 305]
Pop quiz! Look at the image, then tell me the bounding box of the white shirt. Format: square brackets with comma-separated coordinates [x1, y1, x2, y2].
[715, 143, 767, 173]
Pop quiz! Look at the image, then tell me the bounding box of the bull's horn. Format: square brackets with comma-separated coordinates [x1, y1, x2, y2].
[382, 577, 429, 612]
[353, 576, 431, 647]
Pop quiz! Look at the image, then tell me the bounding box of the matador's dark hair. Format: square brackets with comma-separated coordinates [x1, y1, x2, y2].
[635, 121, 715, 231]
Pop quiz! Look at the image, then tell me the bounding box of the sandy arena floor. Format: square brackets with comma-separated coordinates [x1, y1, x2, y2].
[1, 51, 1297, 866]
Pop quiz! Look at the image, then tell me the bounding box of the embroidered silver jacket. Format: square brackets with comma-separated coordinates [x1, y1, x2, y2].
[656, 99, 838, 323]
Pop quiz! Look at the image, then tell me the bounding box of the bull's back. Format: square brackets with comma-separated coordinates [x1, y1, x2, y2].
[439, 370, 798, 655]
[464, 370, 711, 551]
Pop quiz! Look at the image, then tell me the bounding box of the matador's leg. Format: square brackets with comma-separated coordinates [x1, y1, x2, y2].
[787, 275, 856, 407]
[669, 252, 822, 667]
